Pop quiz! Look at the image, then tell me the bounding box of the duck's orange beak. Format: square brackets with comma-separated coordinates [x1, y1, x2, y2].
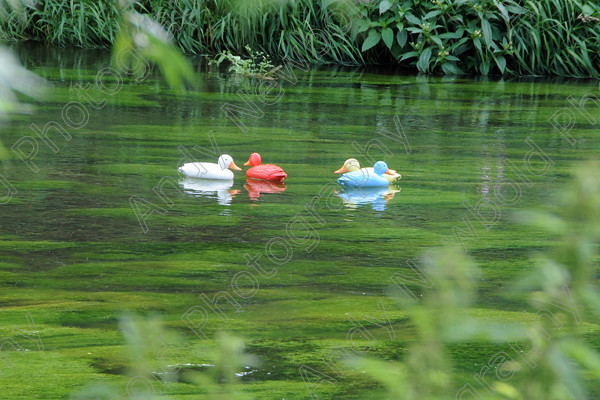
[244, 159, 251, 166]
[334, 165, 347, 174]
[229, 161, 242, 171]
[384, 169, 394, 175]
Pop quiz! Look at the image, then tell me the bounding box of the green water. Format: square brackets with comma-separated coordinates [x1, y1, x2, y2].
[1, 44, 599, 399]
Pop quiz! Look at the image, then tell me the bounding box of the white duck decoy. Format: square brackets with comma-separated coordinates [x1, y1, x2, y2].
[179, 178, 240, 206]
[178, 154, 242, 179]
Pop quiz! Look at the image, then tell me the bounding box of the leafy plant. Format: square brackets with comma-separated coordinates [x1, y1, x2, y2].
[209, 45, 280, 79]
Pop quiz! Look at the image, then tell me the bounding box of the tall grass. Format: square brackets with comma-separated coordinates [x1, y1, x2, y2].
[1, 0, 598, 76]
[511, 0, 600, 76]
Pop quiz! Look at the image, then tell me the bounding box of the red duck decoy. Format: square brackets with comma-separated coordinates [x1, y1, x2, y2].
[243, 153, 287, 182]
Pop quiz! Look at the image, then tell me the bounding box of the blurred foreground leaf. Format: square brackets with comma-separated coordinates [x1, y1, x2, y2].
[112, 3, 196, 91]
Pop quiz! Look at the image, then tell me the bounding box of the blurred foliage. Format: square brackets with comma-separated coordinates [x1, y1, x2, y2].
[351, 162, 600, 399]
[349, 248, 481, 400]
[0, 45, 45, 120]
[72, 314, 258, 400]
[113, 0, 196, 91]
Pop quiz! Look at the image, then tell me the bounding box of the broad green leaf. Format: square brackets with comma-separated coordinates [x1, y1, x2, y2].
[381, 27, 394, 49]
[439, 32, 463, 39]
[505, 4, 528, 14]
[582, 4, 594, 15]
[424, 10, 442, 20]
[390, 41, 402, 58]
[417, 47, 432, 72]
[396, 29, 407, 47]
[494, 0, 510, 23]
[361, 29, 381, 51]
[399, 50, 419, 61]
[355, 19, 371, 34]
[405, 13, 421, 25]
[479, 60, 490, 75]
[379, 0, 392, 14]
[481, 18, 492, 48]
[494, 55, 506, 74]
[442, 62, 458, 74]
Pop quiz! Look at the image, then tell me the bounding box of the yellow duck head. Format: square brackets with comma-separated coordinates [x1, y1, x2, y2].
[334, 158, 361, 174]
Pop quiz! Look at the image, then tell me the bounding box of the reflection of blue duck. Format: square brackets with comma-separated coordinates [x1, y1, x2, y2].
[335, 186, 401, 211]
[337, 161, 394, 188]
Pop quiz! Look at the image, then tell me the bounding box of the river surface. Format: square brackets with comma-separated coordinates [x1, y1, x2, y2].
[1, 44, 599, 399]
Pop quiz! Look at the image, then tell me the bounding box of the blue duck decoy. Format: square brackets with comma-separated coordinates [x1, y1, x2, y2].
[337, 161, 394, 188]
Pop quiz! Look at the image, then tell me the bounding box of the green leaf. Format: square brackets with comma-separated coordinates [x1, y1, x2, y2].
[505, 4, 528, 15]
[396, 29, 407, 47]
[405, 13, 421, 25]
[479, 60, 490, 75]
[381, 27, 394, 49]
[417, 47, 432, 72]
[442, 62, 458, 74]
[362, 29, 381, 51]
[390, 41, 402, 58]
[582, 4, 594, 15]
[494, 55, 506, 74]
[379, 0, 392, 14]
[424, 10, 442, 20]
[439, 32, 463, 39]
[494, 0, 510, 23]
[355, 19, 371, 34]
[481, 18, 492, 49]
[399, 50, 419, 61]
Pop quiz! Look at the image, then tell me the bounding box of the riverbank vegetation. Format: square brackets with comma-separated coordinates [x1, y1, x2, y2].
[1, 0, 599, 77]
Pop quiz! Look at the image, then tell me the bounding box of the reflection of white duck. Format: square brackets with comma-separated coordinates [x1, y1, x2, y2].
[178, 154, 242, 179]
[179, 178, 240, 206]
[335, 186, 401, 211]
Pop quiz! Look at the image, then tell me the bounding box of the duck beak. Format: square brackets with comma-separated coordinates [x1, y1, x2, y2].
[229, 161, 242, 171]
[384, 169, 395, 175]
[244, 159, 251, 166]
[334, 165, 347, 174]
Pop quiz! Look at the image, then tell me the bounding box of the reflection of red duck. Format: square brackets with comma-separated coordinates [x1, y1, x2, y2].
[243, 153, 287, 182]
[244, 178, 287, 200]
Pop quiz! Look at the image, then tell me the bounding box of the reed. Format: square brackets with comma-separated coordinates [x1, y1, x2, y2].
[1, 0, 598, 76]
